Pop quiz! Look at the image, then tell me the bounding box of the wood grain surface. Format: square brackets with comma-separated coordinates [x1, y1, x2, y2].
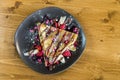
[0, 0, 120, 80]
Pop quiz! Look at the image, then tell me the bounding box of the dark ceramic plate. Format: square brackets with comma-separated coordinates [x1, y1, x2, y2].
[14, 7, 86, 74]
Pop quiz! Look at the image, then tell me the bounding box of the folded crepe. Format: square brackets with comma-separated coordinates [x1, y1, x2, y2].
[38, 23, 78, 66]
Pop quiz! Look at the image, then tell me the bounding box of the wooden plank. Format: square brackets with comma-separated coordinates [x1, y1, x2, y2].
[0, 0, 120, 80]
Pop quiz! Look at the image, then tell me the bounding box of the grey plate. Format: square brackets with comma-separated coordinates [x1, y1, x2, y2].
[14, 7, 86, 74]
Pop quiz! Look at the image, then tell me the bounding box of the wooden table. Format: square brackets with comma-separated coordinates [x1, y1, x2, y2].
[0, 0, 120, 80]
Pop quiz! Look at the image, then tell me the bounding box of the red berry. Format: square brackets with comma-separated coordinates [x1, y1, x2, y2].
[35, 45, 42, 51]
[62, 50, 71, 57]
[74, 41, 78, 47]
[34, 26, 38, 30]
[37, 59, 42, 63]
[60, 24, 66, 29]
[36, 51, 43, 57]
[49, 62, 53, 65]
[56, 61, 59, 64]
[73, 27, 79, 34]
[29, 29, 34, 33]
[64, 40, 69, 44]
[46, 20, 49, 24]
[55, 22, 58, 28]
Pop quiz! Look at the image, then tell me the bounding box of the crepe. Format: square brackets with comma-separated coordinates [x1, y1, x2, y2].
[38, 23, 78, 62]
